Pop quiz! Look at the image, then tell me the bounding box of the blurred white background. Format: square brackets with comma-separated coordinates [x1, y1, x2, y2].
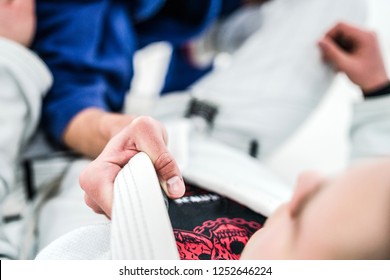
[266, 0, 390, 184]
[129, 0, 390, 185]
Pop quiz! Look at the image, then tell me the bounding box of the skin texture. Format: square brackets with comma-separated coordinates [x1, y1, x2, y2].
[0, 0, 35, 47]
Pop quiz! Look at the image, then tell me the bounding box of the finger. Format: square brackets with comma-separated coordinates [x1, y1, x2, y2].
[140, 136, 185, 198]
[318, 36, 350, 70]
[84, 194, 105, 215]
[153, 152, 185, 198]
[79, 161, 116, 217]
[326, 21, 366, 41]
[130, 117, 185, 198]
[289, 171, 326, 217]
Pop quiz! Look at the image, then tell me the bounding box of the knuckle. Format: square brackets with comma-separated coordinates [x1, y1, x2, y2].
[84, 195, 104, 214]
[368, 30, 375, 37]
[79, 164, 96, 192]
[155, 152, 177, 178]
[129, 116, 162, 139]
[84, 194, 94, 208]
[93, 207, 104, 215]
[131, 116, 155, 130]
[336, 22, 345, 29]
[79, 171, 88, 191]
[366, 31, 377, 40]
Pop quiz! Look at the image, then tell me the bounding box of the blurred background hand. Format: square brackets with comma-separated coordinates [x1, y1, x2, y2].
[319, 22, 389, 93]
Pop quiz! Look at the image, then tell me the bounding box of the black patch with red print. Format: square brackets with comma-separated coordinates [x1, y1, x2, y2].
[168, 183, 266, 260]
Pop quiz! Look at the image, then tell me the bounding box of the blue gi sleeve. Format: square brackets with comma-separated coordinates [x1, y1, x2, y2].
[34, 0, 138, 144]
[160, 0, 242, 93]
[34, 0, 242, 145]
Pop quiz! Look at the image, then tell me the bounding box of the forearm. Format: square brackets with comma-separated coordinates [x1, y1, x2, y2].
[63, 108, 135, 159]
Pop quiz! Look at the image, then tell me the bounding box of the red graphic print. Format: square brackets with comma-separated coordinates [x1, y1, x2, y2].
[174, 218, 261, 260]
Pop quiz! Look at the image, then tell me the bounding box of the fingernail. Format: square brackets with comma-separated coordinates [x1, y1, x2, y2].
[167, 176, 182, 196]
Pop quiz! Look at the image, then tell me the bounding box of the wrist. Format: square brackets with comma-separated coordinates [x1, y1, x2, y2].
[363, 80, 390, 99]
[360, 73, 389, 94]
[63, 108, 108, 158]
[98, 112, 135, 141]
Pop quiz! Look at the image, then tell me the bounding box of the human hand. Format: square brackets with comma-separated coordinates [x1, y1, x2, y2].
[0, 0, 35, 47]
[79, 116, 185, 218]
[318, 22, 389, 93]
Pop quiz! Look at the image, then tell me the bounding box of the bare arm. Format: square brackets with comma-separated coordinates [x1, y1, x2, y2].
[63, 108, 135, 159]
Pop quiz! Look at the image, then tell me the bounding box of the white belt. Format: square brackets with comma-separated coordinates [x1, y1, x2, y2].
[111, 152, 179, 260]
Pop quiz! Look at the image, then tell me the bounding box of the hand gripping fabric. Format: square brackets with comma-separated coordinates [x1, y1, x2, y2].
[35, 153, 179, 260]
[111, 152, 179, 260]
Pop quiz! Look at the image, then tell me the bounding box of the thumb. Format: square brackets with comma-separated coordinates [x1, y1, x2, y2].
[149, 150, 186, 199]
[132, 117, 186, 198]
[318, 37, 350, 71]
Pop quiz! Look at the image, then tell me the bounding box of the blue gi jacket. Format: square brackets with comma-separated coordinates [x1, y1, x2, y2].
[33, 0, 241, 144]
